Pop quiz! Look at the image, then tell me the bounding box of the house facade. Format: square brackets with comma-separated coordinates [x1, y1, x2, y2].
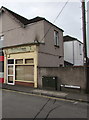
[0, 6, 64, 88]
[64, 35, 83, 66]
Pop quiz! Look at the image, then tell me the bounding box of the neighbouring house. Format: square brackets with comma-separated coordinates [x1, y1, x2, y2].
[0, 6, 64, 88]
[64, 35, 84, 66]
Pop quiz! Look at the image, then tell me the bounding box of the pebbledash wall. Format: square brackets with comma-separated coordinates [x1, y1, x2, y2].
[38, 66, 88, 92]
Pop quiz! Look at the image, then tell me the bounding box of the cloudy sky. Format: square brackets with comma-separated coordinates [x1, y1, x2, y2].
[0, 0, 89, 43]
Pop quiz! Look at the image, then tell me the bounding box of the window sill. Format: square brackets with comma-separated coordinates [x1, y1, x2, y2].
[54, 45, 59, 48]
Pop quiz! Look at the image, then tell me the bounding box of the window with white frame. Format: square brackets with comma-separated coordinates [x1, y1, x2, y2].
[54, 30, 59, 46]
[0, 35, 4, 41]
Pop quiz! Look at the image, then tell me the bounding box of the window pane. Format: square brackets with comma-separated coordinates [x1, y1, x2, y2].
[54, 31, 56, 45]
[15, 65, 34, 81]
[15, 59, 23, 64]
[24, 66, 34, 81]
[25, 59, 34, 64]
[8, 76, 13, 83]
[54, 30, 59, 46]
[8, 59, 14, 64]
[15, 66, 24, 80]
[8, 66, 13, 75]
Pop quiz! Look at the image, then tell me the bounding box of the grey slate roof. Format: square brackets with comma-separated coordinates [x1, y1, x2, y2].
[1, 6, 45, 25]
[63, 35, 83, 44]
[63, 35, 77, 42]
[1, 6, 63, 32]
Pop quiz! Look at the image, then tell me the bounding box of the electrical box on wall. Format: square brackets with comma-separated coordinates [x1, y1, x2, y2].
[42, 76, 57, 90]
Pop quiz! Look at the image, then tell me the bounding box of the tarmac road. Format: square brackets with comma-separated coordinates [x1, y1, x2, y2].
[1, 89, 88, 119]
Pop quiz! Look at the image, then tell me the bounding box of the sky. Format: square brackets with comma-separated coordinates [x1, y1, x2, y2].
[0, 0, 89, 43]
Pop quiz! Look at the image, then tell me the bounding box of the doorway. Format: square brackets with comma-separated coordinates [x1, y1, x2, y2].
[7, 59, 15, 85]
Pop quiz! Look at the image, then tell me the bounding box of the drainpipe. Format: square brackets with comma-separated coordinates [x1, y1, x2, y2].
[73, 40, 75, 65]
[82, 0, 88, 93]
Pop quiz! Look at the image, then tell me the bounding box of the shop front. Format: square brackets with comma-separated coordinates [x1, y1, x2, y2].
[3, 45, 38, 88]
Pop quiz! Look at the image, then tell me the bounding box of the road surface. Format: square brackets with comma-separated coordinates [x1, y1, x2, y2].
[1, 89, 88, 119]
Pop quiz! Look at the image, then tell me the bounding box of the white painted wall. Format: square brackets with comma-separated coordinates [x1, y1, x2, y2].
[64, 40, 83, 66]
[64, 41, 73, 64]
[74, 41, 83, 66]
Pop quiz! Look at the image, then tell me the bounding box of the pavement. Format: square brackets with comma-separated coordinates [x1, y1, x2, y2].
[1, 83, 89, 103]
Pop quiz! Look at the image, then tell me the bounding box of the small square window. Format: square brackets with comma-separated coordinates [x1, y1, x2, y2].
[8, 59, 14, 64]
[25, 59, 34, 64]
[15, 59, 23, 64]
[8, 76, 13, 83]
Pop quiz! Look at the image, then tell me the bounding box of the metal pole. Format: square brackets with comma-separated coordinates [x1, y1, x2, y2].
[82, 0, 88, 93]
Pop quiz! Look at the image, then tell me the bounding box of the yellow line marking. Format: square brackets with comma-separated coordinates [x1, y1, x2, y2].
[1, 88, 75, 103]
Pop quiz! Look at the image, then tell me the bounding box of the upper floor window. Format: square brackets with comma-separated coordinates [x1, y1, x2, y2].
[54, 30, 59, 47]
[0, 35, 4, 41]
